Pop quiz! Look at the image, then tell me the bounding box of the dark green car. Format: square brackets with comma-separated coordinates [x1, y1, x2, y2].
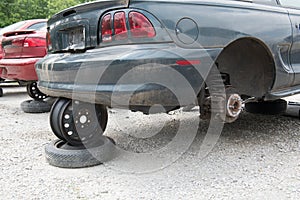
[36, 0, 300, 146]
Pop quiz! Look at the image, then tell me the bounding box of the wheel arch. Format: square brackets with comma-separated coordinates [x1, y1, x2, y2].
[215, 37, 276, 98]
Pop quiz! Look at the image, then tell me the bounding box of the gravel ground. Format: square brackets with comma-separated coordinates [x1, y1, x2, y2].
[0, 85, 300, 199]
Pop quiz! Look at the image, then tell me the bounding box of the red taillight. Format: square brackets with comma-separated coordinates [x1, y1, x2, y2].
[101, 14, 112, 42]
[114, 12, 128, 40]
[23, 37, 46, 47]
[176, 60, 201, 66]
[129, 11, 156, 38]
[101, 11, 156, 43]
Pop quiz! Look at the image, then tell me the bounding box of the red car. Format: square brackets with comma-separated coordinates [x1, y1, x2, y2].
[0, 19, 47, 99]
[0, 19, 47, 59]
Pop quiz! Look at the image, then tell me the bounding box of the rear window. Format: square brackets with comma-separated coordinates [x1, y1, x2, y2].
[27, 22, 47, 31]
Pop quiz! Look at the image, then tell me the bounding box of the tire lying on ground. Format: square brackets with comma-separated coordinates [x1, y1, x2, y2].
[21, 98, 56, 113]
[45, 137, 116, 168]
[245, 99, 287, 115]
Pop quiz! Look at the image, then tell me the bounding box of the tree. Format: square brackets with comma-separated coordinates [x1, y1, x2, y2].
[47, 0, 86, 18]
[0, 0, 20, 27]
[0, 0, 92, 27]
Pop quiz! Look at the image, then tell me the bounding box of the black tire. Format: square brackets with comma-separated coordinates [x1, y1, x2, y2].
[21, 99, 52, 113]
[0, 88, 3, 97]
[245, 99, 287, 115]
[45, 137, 116, 168]
[50, 98, 69, 140]
[26, 82, 48, 100]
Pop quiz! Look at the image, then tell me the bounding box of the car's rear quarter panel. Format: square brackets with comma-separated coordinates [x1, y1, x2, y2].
[130, 0, 294, 90]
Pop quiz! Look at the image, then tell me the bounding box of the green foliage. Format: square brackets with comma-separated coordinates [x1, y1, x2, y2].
[0, 0, 93, 27]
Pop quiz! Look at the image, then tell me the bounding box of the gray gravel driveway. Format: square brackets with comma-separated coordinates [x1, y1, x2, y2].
[0, 86, 299, 199]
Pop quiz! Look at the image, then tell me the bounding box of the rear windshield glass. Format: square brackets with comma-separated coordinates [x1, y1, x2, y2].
[27, 22, 47, 31]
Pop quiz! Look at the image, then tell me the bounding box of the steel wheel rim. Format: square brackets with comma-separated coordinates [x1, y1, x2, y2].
[50, 98, 70, 140]
[59, 100, 107, 146]
[27, 82, 48, 100]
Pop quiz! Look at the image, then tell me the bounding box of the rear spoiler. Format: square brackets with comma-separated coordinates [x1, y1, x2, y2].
[3, 29, 36, 37]
[49, 0, 129, 22]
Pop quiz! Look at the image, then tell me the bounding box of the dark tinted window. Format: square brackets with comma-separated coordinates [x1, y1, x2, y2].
[27, 22, 47, 31]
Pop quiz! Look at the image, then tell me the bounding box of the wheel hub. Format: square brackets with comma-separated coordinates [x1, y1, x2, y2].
[75, 110, 92, 130]
[226, 93, 244, 118]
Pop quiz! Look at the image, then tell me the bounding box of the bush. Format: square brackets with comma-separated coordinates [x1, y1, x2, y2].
[0, 0, 92, 27]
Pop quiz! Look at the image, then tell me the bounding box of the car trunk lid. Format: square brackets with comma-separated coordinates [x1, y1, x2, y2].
[2, 30, 46, 59]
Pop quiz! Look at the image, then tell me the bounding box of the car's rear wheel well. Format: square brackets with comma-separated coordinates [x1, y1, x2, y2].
[215, 37, 275, 98]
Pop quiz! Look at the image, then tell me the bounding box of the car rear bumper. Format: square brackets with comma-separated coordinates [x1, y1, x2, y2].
[0, 57, 41, 81]
[35, 43, 222, 107]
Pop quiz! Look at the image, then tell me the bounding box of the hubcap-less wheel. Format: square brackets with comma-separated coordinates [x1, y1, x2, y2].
[50, 98, 108, 146]
[50, 98, 70, 140]
[27, 82, 48, 100]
